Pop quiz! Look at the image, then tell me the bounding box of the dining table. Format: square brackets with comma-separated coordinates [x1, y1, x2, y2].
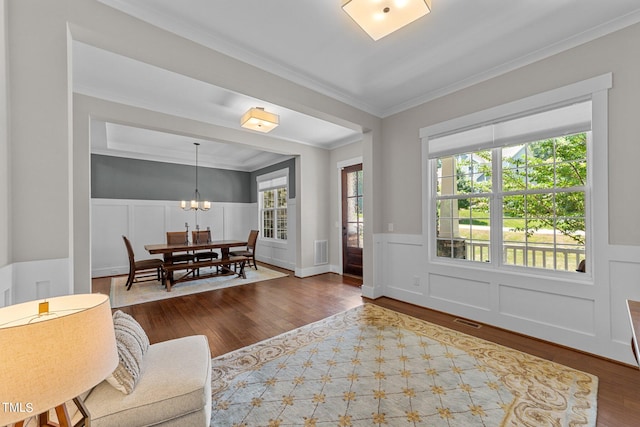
[145, 239, 248, 290]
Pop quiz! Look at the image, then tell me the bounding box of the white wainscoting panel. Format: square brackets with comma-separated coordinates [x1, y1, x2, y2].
[375, 233, 640, 365]
[224, 204, 257, 241]
[257, 240, 294, 271]
[91, 199, 266, 277]
[428, 273, 491, 311]
[92, 203, 130, 277]
[498, 285, 595, 335]
[385, 236, 425, 298]
[12, 258, 71, 304]
[609, 259, 640, 344]
[0, 263, 12, 307]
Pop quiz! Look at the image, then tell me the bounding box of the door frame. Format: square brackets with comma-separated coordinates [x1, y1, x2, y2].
[336, 156, 363, 275]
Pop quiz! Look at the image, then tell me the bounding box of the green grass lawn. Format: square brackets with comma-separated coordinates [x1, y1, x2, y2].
[455, 209, 583, 245]
[450, 209, 584, 269]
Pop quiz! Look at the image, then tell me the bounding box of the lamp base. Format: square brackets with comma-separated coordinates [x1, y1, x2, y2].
[14, 397, 90, 427]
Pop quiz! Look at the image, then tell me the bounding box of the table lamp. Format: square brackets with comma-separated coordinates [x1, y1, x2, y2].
[0, 294, 118, 426]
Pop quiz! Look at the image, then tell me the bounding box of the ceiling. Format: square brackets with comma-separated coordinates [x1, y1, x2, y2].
[78, 0, 640, 170]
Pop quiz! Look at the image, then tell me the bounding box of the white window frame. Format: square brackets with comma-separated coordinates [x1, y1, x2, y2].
[420, 74, 611, 279]
[257, 168, 289, 242]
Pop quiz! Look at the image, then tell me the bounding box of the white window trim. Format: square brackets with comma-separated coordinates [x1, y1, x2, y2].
[420, 73, 611, 279]
[257, 168, 289, 242]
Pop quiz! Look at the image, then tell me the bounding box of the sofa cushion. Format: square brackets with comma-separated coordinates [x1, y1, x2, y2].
[85, 335, 212, 427]
[106, 310, 150, 394]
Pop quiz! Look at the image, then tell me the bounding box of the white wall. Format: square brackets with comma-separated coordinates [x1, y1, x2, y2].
[91, 198, 297, 277]
[8, 0, 635, 366]
[5, 0, 379, 299]
[381, 21, 640, 241]
[0, 0, 9, 269]
[375, 23, 640, 365]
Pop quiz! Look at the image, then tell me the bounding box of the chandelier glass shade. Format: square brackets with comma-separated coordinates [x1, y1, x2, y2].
[241, 107, 279, 133]
[341, 0, 432, 41]
[181, 142, 211, 211]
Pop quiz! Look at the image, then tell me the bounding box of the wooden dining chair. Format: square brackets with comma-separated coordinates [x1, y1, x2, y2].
[165, 231, 195, 264]
[230, 229, 259, 270]
[122, 235, 164, 291]
[192, 229, 219, 274]
[191, 230, 219, 260]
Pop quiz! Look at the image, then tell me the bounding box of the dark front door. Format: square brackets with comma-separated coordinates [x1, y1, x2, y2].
[342, 163, 363, 276]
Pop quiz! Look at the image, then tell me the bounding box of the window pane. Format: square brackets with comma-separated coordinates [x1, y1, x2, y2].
[526, 193, 554, 218]
[347, 223, 358, 248]
[437, 156, 455, 195]
[528, 165, 554, 190]
[557, 133, 587, 161]
[556, 191, 584, 219]
[470, 151, 492, 193]
[347, 170, 359, 197]
[502, 166, 527, 191]
[262, 210, 274, 239]
[556, 161, 587, 187]
[347, 197, 358, 222]
[277, 187, 287, 207]
[263, 190, 275, 208]
[503, 195, 525, 218]
[502, 144, 527, 191]
[454, 152, 490, 195]
[503, 220, 527, 244]
[464, 197, 490, 262]
[436, 199, 453, 238]
[468, 197, 490, 223]
[277, 208, 287, 240]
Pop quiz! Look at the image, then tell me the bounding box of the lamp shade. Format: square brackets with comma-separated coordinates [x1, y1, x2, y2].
[0, 294, 118, 425]
[342, 0, 432, 41]
[241, 107, 279, 133]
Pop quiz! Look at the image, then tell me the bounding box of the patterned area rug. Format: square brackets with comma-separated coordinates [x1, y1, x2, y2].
[110, 266, 288, 308]
[211, 304, 598, 426]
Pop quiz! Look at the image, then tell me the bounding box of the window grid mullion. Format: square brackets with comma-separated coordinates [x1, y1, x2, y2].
[491, 147, 502, 268]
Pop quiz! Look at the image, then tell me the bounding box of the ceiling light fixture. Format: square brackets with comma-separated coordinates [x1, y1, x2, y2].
[342, 0, 432, 41]
[241, 107, 279, 133]
[181, 142, 211, 211]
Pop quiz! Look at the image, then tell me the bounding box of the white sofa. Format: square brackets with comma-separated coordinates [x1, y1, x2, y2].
[82, 335, 212, 427]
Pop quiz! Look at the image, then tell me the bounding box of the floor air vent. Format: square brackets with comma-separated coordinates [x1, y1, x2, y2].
[454, 318, 481, 328]
[314, 240, 328, 265]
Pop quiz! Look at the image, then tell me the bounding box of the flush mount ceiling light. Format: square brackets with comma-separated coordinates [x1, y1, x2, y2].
[342, 0, 432, 41]
[241, 107, 279, 133]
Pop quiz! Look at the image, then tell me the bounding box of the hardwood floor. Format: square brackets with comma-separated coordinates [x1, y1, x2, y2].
[95, 265, 640, 426]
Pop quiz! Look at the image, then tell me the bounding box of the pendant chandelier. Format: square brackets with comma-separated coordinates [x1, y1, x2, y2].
[180, 142, 211, 211]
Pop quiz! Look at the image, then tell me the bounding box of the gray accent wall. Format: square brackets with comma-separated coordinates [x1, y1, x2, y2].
[91, 154, 252, 203]
[249, 157, 297, 203]
[92, 155, 297, 203]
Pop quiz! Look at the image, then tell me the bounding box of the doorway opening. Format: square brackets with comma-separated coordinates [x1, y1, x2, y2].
[341, 163, 363, 277]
